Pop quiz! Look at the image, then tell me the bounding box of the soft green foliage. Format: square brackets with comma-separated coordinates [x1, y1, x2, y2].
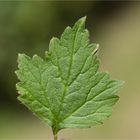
[15, 17, 124, 135]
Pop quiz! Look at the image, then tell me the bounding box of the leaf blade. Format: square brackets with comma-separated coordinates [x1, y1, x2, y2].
[16, 17, 124, 134]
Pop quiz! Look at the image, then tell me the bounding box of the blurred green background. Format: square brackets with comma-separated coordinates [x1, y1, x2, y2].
[0, 1, 140, 140]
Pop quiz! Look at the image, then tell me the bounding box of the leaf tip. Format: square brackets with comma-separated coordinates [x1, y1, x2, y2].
[80, 16, 87, 22]
[119, 80, 125, 88]
[91, 43, 100, 55]
[17, 53, 23, 63]
[18, 53, 23, 58]
[74, 16, 87, 30]
[17, 53, 29, 59]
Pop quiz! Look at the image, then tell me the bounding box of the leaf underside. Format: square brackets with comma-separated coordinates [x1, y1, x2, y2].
[15, 17, 124, 134]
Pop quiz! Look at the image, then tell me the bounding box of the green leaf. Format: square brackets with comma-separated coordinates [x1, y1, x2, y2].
[15, 17, 124, 135]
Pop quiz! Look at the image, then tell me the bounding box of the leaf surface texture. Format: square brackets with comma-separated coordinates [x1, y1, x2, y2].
[16, 17, 124, 133]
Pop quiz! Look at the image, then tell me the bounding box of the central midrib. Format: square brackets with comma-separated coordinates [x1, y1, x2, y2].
[56, 27, 80, 125]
